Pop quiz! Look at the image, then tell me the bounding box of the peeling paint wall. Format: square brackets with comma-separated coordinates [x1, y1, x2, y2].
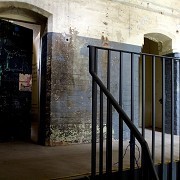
[47, 31, 141, 144]
[50, 32, 93, 144]
[1, 0, 180, 145]
[50, 33, 97, 144]
[1, 0, 180, 47]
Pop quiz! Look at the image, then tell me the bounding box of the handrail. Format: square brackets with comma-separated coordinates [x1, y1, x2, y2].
[88, 45, 159, 180]
[90, 71, 159, 180]
[88, 45, 180, 60]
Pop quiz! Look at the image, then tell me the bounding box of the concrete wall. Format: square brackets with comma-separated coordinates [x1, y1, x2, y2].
[165, 53, 180, 135]
[0, 0, 180, 144]
[0, 0, 180, 47]
[48, 34, 141, 143]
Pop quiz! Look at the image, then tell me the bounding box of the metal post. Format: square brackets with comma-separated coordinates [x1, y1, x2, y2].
[118, 51, 123, 177]
[152, 55, 156, 162]
[161, 57, 165, 180]
[90, 46, 97, 178]
[99, 89, 104, 176]
[170, 58, 175, 179]
[141, 54, 146, 179]
[130, 53, 135, 179]
[106, 50, 112, 175]
[142, 55, 146, 138]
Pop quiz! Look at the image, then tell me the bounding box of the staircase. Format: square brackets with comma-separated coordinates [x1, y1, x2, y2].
[88, 45, 180, 180]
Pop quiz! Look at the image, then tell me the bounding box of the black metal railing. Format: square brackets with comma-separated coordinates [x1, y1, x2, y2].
[88, 45, 180, 180]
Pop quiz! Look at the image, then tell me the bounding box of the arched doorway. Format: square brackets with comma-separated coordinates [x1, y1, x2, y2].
[140, 33, 173, 130]
[0, 2, 50, 143]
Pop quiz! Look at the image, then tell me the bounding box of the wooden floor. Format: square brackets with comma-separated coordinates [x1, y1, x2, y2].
[0, 129, 179, 179]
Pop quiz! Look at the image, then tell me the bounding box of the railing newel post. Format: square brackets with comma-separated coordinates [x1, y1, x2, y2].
[89, 46, 98, 178]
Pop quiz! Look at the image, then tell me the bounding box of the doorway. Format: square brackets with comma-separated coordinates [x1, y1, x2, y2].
[0, 19, 33, 141]
[141, 37, 162, 129]
[140, 33, 173, 131]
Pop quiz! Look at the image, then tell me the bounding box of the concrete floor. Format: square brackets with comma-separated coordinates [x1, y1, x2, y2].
[0, 141, 91, 180]
[0, 129, 179, 180]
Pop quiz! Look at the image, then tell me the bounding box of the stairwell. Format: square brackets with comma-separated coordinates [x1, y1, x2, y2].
[88, 45, 180, 180]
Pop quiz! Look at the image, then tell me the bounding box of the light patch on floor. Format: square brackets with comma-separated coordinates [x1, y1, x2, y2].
[0, 129, 179, 179]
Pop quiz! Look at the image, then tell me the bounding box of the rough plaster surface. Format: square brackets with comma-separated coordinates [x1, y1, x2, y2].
[44, 32, 141, 144]
[0, 0, 180, 48]
[165, 53, 180, 135]
[0, 0, 180, 144]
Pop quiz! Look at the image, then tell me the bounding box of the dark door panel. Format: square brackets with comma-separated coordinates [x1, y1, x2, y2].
[0, 19, 33, 141]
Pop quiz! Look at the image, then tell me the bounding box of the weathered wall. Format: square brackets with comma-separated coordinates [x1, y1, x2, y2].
[48, 33, 141, 144]
[0, 0, 180, 47]
[50, 0, 180, 50]
[0, 0, 180, 144]
[165, 53, 180, 135]
[49, 32, 92, 144]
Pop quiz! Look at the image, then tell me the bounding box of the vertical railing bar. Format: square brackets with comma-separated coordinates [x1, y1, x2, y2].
[106, 50, 112, 175]
[142, 54, 146, 138]
[170, 58, 174, 179]
[141, 54, 146, 179]
[99, 89, 104, 176]
[161, 57, 165, 180]
[90, 46, 98, 178]
[118, 51, 123, 176]
[107, 101, 112, 175]
[152, 55, 156, 162]
[130, 52, 135, 179]
[107, 50, 111, 91]
[89, 45, 162, 180]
